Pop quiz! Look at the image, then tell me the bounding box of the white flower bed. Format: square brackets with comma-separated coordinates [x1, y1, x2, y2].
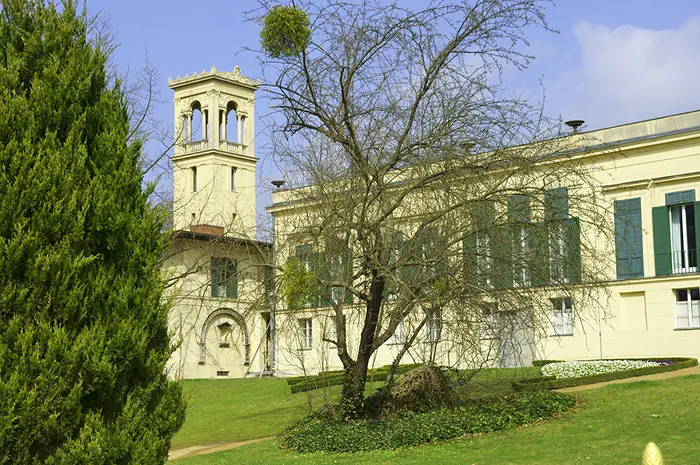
[541, 360, 661, 380]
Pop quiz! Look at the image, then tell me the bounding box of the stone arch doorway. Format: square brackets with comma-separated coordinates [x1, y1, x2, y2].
[199, 308, 250, 377]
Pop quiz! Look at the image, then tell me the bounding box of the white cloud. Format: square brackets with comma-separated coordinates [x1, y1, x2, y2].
[555, 18, 700, 129]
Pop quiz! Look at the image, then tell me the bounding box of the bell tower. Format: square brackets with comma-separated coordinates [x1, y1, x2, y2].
[169, 66, 260, 236]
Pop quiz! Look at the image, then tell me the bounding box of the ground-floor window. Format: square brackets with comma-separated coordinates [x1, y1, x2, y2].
[480, 303, 498, 340]
[675, 288, 700, 329]
[390, 320, 405, 344]
[298, 318, 313, 349]
[426, 309, 442, 342]
[551, 297, 573, 336]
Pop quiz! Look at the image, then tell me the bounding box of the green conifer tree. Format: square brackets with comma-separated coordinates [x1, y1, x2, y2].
[0, 1, 185, 463]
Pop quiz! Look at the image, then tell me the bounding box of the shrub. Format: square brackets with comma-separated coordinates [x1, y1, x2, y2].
[260, 6, 311, 58]
[279, 390, 575, 453]
[388, 365, 456, 413]
[286, 363, 422, 393]
[532, 359, 563, 367]
[514, 357, 698, 391]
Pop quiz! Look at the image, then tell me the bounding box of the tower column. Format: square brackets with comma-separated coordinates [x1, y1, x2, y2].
[237, 115, 242, 145]
[222, 110, 227, 142]
[210, 90, 220, 148]
[187, 112, 193, 143]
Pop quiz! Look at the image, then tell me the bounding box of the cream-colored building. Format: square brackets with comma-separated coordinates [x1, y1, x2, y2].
[165, 65, 700, 379]
[164, 67, 273, 379]
[267, 110, 700, 376]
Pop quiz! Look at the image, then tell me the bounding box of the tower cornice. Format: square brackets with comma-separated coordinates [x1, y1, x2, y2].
[168, 66, 261, 90]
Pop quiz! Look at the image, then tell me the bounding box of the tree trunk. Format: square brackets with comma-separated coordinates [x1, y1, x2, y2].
[339, 275, 385, 417]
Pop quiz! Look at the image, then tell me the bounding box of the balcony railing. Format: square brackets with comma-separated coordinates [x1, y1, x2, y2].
[182, 139, 208, 153]
[220, 140, 248, 155]
[180, 139, 248, 155]
[672, 248, 698, 274]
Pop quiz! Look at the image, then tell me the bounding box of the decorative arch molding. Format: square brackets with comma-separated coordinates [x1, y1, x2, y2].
[198, 308, 250, 366]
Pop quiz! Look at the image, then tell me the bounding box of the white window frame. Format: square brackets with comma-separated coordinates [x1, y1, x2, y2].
[211, 257, 236, 299]
[514, 224, 530, 287]
[675, 288, 700, 329]
[426, 310, 442, 343]
[298, 318, 313, 350]
[551, 297, 573, 336]
[323, 314, 346, 343]
[669, 204, 697, 274]
[390, 320, 405, 344]
[549, 222, 568, 284]
[480, 303, 498, 340]
[476, 231, 492, 287]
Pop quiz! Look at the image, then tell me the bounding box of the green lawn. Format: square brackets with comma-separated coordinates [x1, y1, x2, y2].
[172, 377, 387, 448]
[172, 367, 539, 449]
[174, 374, 700, 464]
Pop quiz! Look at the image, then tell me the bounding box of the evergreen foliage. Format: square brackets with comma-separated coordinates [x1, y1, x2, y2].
[0, 1, 185, 463]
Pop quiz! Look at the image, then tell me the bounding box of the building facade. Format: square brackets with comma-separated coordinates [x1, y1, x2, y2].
[164, 67, 273, 379]
[268, 111, 700, 376]
[165, 65, 700, 379]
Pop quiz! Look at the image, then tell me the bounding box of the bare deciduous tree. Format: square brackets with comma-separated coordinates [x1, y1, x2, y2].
[252, 0, 614, 416]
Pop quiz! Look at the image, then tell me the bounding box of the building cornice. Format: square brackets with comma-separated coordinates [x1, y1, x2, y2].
[170, 147, 259, 164]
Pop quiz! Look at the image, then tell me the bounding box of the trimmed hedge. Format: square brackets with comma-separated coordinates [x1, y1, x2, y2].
[514, 357, 697, 391]
[532, 359, 563, 367]
[286, 364, 423, 394]
[279, 390, 575, 452]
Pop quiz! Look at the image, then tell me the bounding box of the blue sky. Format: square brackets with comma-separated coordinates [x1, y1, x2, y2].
[88, 0, 700, 220]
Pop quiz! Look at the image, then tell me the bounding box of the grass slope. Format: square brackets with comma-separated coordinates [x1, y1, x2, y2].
[172, 367, 539, 449]
[176, 374, 700, 464]
[172, 377, 386, 449]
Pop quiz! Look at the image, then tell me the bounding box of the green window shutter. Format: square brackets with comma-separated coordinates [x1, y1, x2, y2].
[652, 206, 672, 276]
[402, 236, 419, 284]
[665, 190, 695, 206]
[294, 244, 318, 307]
[564, 218, 581, 283]
[226, 260, 238, 298]
[508, 195, 531, 286]
[492, 224, 513, 289]
[211, 258, 220, 297]
[319, 251, 332, 308]
[528, 222, 550, 286]
[695, 202, 700, 269]
[295, 244, 312, 262]
[419, 227, 446, 285]
[614, 198, 644, 279]
[463, 232, 477, 289]
[284, 256, 301, 310]
[545, 188, 569, 220]
[311, 251, 324, 308]
[508, 195, 531, 223]
[471, 200, 496, 289]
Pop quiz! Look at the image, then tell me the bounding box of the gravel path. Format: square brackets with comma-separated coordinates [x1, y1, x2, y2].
[168, 436, 276, 461]
[555, 365, 700, 393]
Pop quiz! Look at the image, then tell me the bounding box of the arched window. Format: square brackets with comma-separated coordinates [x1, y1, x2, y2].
[190, 100, 206, 142]
[224, 101, 238, 143]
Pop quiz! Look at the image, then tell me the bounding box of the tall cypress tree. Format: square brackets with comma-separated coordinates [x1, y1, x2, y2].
[0, 1, 185, 463]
